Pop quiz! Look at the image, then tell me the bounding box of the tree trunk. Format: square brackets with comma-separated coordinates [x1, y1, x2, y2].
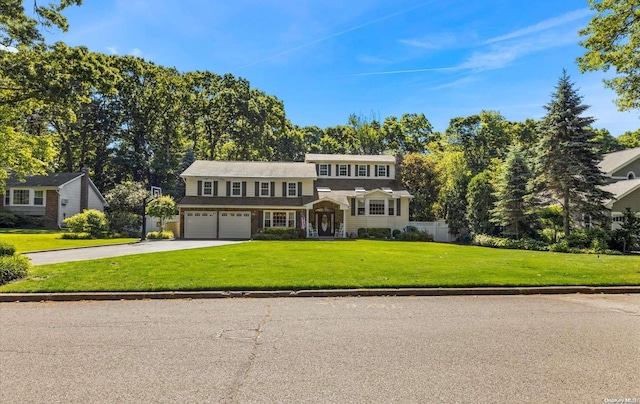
[563, 188, 570, 237]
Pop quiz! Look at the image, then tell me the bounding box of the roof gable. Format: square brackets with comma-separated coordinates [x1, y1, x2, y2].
[601, 178, 640, 209]
[305, 153, 396, 164]
[599, 147, 640, 176]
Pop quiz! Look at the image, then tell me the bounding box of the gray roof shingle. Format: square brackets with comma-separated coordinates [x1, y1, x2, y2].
[6, 173, 82, 187]
[181, 161, 317, 179]
[599, 147, 640, 175]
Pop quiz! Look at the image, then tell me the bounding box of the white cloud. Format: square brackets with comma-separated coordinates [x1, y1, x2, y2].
[484, 8, 592, 45]
[129, 48, 144, 57]
[106, 46, 118, 54]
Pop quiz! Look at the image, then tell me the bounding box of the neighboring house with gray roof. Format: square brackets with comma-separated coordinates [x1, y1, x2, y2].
[1, 167, 108, 228]
[178, 155, 413, 239]
[598, 148, 640, 229]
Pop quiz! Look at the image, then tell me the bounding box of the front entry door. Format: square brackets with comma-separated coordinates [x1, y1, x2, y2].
[316, 212, 334, 236]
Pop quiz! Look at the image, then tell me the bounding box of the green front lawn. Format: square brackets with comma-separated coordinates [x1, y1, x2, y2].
[0, 229, 138, 253]
[1, 240, 639, 292]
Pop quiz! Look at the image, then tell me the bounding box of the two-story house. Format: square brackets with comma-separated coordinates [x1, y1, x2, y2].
[598, 147, 640, 228]
[178, 154, 413, 239]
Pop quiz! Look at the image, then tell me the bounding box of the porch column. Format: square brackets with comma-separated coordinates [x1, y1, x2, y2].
[306, 207, 311, 237]
[342, 208, 348, 238]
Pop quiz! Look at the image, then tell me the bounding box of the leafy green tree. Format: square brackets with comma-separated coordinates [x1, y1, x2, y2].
[103, 181, 149, 234]
[578, 0, 640, 111]
[382, 113, 436, 154]
[0, 0, 81, 47]
[401, 153, 440, 221]
[533, 70, 612, 236]
[491, 144, 535, 239]
[539, 205, 564, 243]
[466, 171, 497, 236]
[445, 173, 470, 240]
[612, 208, 640, 253]
[618, 129, 640, 148]
[591, 128, 624, 154]
[146, 195, 178, 231]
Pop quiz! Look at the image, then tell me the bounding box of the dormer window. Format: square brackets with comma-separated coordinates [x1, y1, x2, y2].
[338, 164, 349, 177]
[357, 165, 368, 177]
[376, 165, 388, 177]
[628, 172, 636, 180]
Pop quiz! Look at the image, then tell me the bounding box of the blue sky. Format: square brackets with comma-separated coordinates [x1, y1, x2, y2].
[46, 0, 638, 136]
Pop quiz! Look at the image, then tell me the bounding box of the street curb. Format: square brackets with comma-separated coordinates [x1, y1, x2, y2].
[1, 286, 639, 302]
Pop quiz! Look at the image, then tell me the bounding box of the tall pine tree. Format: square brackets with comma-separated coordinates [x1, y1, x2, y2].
[491, 144, 534, 239]
[533, 70, 611, 236]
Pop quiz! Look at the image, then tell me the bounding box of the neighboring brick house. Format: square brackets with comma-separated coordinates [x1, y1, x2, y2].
[1, 168, 108, 228]
[178, 154, 413, 239]
[599, 147, 640, 229]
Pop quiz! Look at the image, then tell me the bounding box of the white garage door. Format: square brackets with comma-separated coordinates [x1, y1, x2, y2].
[184, 211, 217, 239]
[219, 211, 251, 239]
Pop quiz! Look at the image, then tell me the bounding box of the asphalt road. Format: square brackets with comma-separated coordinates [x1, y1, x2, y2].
[1, 294, 638, 403]
[24, 239, 245, 265]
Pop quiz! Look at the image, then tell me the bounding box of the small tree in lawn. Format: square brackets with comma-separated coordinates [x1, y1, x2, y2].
[491, 144, 535, 239]
[145, 195, 178, 231]
[533, 70, 611, 237]
[613, 208, 640, 253]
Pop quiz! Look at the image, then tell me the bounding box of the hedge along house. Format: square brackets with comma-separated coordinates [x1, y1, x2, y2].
[179, 161, 318, 239]
[1, 167, 108, 228]
[178, 154, 413, 239]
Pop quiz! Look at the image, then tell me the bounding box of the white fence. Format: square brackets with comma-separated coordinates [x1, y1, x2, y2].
[408, 221, 451, 242]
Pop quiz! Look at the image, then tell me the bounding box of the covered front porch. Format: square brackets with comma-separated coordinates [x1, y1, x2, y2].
[304, 199, 349, 238]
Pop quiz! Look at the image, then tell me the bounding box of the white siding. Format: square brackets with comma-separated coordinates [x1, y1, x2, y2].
[87, 187, 105, 211]
[59, 177, 82, 222]
[345, 198, 410, 235]
[184, 177, 315, 197]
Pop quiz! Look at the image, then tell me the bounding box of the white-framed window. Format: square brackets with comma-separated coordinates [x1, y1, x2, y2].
[34, 190, 44, 206]
[12, 189, 29, 205]
[377, 165, 387, 177]
[264, 211, 295, 228]
[388, 203, 394, 216]
[319, 164, 328, 176]
[357, 199, 365, 215]
[203, 181, 213, 196]
[4, 190, 9, 205]
[231, 182, 242, 196]
[260, 182, 271, 197]
[338, 164, 348, 176]
[287, 182, 298, 197]
[369, 200, 386, 215]
[358, 165, 367, 177]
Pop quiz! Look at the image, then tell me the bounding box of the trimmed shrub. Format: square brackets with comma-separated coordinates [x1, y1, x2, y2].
[252, 233, 281, 240]
[0, 211, 45, 228]
[392, 229, 401, 239]
[0, 241, 16, 256]
[146, 231, 174, 239]
[357, 228, 392, 239]
[63, 209, 109, 238]
[60, 232, 93, 239]
[263, 228, 304, 239]
[396, 230, 433, 242]
[0, 255, 30, 285]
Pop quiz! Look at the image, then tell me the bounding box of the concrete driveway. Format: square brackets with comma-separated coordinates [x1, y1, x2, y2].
[24, 239, 246, 265]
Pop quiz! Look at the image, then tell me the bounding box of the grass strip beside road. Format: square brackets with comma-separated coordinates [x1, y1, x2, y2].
[1, 240, 639, 292]
[0, 229, 138, 253]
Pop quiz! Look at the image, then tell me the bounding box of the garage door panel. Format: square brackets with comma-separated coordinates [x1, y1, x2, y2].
[219, 211, 251, 239]
[185, 211, 217, 239]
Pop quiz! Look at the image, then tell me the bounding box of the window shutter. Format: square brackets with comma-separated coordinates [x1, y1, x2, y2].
[397, 199, 401, 216]
[255, 181, 260, 197]
[367, 165, 370, 177]
[282, 182, 287, 197]
[197, 181, 202, 196]
[355, 165, 359, 177]
[316, 164, 319, 175]
[226, 182, 231, 196]
[351, 198, 356, 216]
[347, 165, 351, 176]
[258, 211, 264, 228]
[328, 165, 332, 176]
[271, 182, 275, 197]
[213, 181, 218, 196]
[242, 182, 247, 197]
[374, 165, 379, 177]
[387, 165, 390, 177]
[336, 164, 340, 177]
[297, 182, 302, 196]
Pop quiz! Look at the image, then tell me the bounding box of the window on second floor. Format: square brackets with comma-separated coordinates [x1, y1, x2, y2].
[231, 182, 242, 196]
[376, 165, 388, 177]
[288, 182, 298, 197]
[203, 181, 213, 196]
[260, 182, 271, 197]
[338, 164, 348, 176]
[357, 165, 368, 177]
[319, 164, 329, 176]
